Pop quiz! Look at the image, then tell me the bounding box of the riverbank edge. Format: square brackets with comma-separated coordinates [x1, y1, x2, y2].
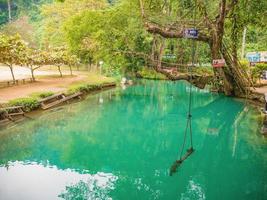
[0, 81, 117, 127]
[1, 78, 266, 136]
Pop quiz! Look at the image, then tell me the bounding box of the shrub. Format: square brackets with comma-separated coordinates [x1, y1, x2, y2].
[193, 66, 214, 76]
[67, 84, 88, 94]
[240, 60, 250, 71]
[30, 91, 55, 99]
[250, 63, 267, 83]
[255, 63, 267, 71]
[67, 83, 103, 95]
[9, 97, 40, 112]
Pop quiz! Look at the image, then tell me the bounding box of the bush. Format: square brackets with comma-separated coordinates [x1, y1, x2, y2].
[255, 63, 267, 71]
[193, 66, 214, 76]
[240, 60, 250, 71]
[251, 63, 267, 83]
[9, 97, 40, 112]
[67, 83, 102, 94]
[30, 91, 55, 99]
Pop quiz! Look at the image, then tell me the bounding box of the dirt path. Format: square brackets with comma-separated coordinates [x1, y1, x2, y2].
[252, 87, 267, 95]
[0, 65, 68, 81]
[0, 75, 87, 102]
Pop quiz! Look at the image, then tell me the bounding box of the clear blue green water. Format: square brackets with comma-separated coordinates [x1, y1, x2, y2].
[0, 80, 267, 200]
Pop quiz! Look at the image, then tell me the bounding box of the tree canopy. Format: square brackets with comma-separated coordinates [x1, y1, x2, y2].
[0, 0, 266, 94]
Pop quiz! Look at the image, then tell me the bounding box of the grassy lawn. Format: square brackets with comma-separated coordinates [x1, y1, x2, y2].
[66, 73, 116, 95]
[70, 73, 116, 85]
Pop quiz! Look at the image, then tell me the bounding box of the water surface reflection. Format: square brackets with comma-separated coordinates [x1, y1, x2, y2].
[0, 161, 118, 200]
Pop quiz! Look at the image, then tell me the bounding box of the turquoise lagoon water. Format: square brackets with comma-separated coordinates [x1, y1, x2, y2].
[0, 80, 266, 200]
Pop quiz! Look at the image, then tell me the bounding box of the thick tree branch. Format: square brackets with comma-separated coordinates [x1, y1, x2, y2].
[217, 0, 227, 24]
[139, 0, 211, 42]
[216, 0, 238, 21]
[144, 21, 211, 42]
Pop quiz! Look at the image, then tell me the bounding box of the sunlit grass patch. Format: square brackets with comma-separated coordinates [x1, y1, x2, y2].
[8, 97, 40, 112]
[30, 91, 55, 99]
[138, 68, 167, 80]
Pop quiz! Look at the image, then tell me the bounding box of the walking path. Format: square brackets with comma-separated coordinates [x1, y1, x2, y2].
[0, 75, 86, 102]
[0, 66, 113, 103]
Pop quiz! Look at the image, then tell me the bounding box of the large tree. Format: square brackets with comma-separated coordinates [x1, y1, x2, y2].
[0, 34, 27, 82]
[139, 0, 252, 96]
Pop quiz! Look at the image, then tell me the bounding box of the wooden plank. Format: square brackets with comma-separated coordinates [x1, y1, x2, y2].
[169, 148, 194, 176]
[62, 92, 82, 101]
[3, 106, 23, 110]
[42, 92, 82, 110]
[0, 118, 9, 123]
[102, 82, 116, 87]
[42, 100, 63, 110]
[38, 93, 64, 103]
[9, 112, 24, 116]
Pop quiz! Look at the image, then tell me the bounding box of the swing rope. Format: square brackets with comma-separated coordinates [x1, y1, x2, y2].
[170, 0, 197, 176]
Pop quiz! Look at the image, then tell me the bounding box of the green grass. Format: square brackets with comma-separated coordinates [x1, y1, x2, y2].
[67, 83, 102, 95]
[193, 66, 214, 76]
[35, 74, 74, 79]
[82, 73, 116, 84]
[6, 72, 117, 112]
[30, 91, 55, 99]
[66, 73, 116, 94]
[137, 68, 167, 80]
[8, 97, 40, 112]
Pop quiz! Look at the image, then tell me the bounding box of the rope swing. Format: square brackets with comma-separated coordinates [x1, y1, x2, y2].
[169, 0, 197, 176]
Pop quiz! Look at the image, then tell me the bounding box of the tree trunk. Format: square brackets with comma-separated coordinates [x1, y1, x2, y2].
[88, 58, 92, 71]
[7, 0, 11, 22]
[69, 65, 73, 76]
[8, 64, 15, 83]
[139, 0, 247, 96]
[57, 66, 63, 77]
[30, 65, 36, 82]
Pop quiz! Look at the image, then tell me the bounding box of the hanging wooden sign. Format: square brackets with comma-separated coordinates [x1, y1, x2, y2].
[212, 59, 225, 67]
[184, 28, 198, 39]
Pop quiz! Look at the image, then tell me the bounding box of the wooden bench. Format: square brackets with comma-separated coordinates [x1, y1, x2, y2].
[40, 92, 82, 110]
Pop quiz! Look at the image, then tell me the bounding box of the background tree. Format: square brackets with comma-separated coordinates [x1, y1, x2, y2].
[0, 34, 27, 82]
[40, 0, 107, 48]
[25, 48, 49, 81]
[62, 51, 79, 76]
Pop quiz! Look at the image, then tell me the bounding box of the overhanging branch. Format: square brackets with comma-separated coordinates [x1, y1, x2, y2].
[144, 21, 211, 42]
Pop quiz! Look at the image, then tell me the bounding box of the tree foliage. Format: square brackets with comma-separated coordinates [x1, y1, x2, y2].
[0, 33, 27, 81]
[0, 33, 79, 81]
[0, 0, 266, 87]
